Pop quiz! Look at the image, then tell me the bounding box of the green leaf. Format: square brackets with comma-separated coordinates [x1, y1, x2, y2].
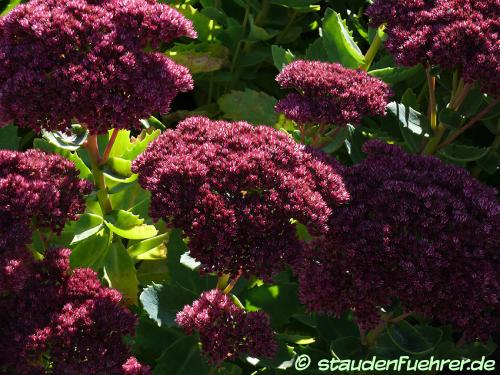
[42, 126, 88, 151]
[127, 233, 170, 259]
[0, 125, 20, 150]
[244, 283, 300, 328]
[33, 138, 93, 181]
[439, 108, 463, 130]
[140, 282, 197, 328]
[321, 127, 349, 154]
[477, 150, 500, 175]
[106, 157, 132, 176]
[137, 259, 168, 285]
[401, 89, 419, 111]
[104, 210, 157, 240]
[330, 336, 365, 359]
[271, 0, 320, 12]
[133, 316, 184, 365]
[248, 15, 279, 41]
[305, 38, 329, 62]
[322, 8, 364, 68]
[369, 65, 423, 84]
[166, 229, 217, 294]
[439, 144, 490, 162]
[387, 102, 426, 153]
[212, 364, 242, 375]
[1, 0, 21, 16]
[103, 242, 139, 305]
[107, 129, 132, 158]
[316, 312, 360, 343]
[387, 321, 436, 355]
[167, 42, 229, 74]
[70, 229, 110, 269]
[278, 333, 315, 345]
[175, 4, 218, 42]
[271, 45, 295, 71]
[154, 335, 209, 375]
[218, 89, 277, 125]
[70, 213, 104, 244]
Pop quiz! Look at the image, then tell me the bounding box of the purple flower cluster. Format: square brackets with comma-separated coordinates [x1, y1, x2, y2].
[132, 116, 349, 279]
[0, 248, 151, 374]
[296, 141, 500, 339]
[0, 0, 197, 134]
[367, 0, 500, 96]
[176, 289, 277, 364]
[275, 60, 391, 126]
[0, 149, 91, 293]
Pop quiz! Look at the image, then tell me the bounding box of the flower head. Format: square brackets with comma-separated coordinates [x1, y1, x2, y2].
[132, 116, 349, 279]
[0, 247, 151, 374]
[0, 0, 196, 133]
[275, 60, 391, 126]
[176, 289, 277, 364]
[367, 0, 500, 96]
[0, 149, 92, 233]
[296, 141, 500, 339]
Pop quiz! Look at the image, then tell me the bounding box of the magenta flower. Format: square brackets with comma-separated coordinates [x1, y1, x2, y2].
[275, 60, 391, 126]
[367, 0, 500, 96]
[0, 149, 92, 233]
[132, 116, 349, 279]
[0, 0, 197, 134]
[296, 141, 500, 339]
[0, 248, 151, 374]
[176, 289, 277, 364]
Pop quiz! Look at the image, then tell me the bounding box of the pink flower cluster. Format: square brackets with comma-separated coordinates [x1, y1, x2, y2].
[0, 149, 91, 293]
[0, 0, 197, 134]
[275, 60, 391, 126]
[0, 248, 151, 374]
[176, 289, 277, 364]
[367, 0, 500, 96]
[132, 116, 349, 279]
[296, 141, 500, 339]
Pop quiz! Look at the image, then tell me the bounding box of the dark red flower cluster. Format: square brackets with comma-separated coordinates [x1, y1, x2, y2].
[0, 248, 151, 374]
[367, 0, 500, 96]
[176, 289, 277, 364]
[0, 149, 91, 293]
[296, 141, 500, 339]
[0, 0, 196, 134]
[275, 60, 391, 126]
[132, 116, 349, 279]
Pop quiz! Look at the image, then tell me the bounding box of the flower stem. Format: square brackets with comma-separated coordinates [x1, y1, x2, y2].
[361, 28, 384, 71]
[101, 128, 119, 165]
[422, 82, 472, 155]
[223, 271, 242, 294]
[438, 100, 498, 150]
[216, 273, 230, 290]
[85, 134, 112, 214]
[425, 66, 437, 131]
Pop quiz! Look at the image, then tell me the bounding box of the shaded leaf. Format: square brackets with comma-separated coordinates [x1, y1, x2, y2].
[322, 8, 364, 68]
[140, 282, 197, 328]
[103, 241, 139, 305]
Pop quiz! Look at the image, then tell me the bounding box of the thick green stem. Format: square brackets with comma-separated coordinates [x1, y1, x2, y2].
[85, 134, 113, 214]
[361, 29, 384, 71]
